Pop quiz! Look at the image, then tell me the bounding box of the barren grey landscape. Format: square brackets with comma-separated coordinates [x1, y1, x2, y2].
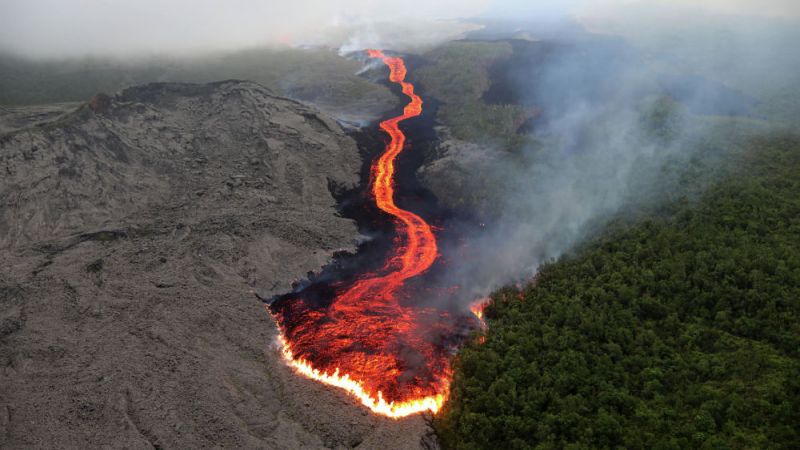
[0, 82, 437, 449]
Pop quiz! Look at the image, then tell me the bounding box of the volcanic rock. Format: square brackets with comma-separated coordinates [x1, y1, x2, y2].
[417, 126, 508, 216]
[0, 81, 435, 449]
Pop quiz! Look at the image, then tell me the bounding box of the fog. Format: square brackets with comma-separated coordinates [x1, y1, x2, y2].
[0, 0, 488, 57]
[1, 0, 798, 57]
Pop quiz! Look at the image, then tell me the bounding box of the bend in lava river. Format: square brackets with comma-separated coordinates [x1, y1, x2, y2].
[270, 50, 471, 418]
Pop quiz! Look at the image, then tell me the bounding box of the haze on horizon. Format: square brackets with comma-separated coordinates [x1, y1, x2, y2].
[1, 0, 798, 58]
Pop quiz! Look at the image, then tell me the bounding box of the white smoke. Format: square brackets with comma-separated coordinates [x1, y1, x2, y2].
[427, 6, 800, 302]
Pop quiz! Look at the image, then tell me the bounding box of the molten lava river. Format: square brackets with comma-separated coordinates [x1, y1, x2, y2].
[270, 50, 480, 418]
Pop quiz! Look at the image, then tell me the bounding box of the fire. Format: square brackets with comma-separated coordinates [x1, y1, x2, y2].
[270, 49, 455, 419]
[469, 298, 491, 344]
[469, 297, 492, 321]
[276, 333, 447, 417]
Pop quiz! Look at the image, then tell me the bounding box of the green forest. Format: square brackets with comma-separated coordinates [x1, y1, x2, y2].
[436, 131, 800, 449]
[415, 41, 531, 148]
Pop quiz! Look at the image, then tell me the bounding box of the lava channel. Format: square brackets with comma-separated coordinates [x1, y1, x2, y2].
[269, 50, 457, 418]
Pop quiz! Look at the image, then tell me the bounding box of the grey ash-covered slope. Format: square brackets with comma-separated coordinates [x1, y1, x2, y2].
[0, 81, 435, 449]
[0, 81, 359, 257]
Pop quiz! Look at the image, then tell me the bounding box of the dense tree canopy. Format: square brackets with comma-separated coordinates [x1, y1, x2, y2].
[436, 132, 800, 449]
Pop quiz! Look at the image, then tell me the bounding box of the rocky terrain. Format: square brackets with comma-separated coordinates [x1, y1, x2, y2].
[417, 126, 507, 217]
[0, 81, 436, 449]
[0, 103, 81, 134]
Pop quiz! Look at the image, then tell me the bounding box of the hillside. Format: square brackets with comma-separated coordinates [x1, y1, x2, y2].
[415, 40, 531, 148]
[0, 47, 396, 124]
[0, 82, 435, 449]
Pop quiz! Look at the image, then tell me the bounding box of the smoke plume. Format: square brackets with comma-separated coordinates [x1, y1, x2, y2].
[430, 5, 800, 301]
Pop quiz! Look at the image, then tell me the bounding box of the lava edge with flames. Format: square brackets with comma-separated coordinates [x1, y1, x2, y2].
[271, 49, 445, 419]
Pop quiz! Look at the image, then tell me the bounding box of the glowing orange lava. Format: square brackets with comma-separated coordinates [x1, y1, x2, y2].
[271, 50, 449, 418]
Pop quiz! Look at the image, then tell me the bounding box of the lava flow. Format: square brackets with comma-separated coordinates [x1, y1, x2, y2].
[270, 50, 455, 418]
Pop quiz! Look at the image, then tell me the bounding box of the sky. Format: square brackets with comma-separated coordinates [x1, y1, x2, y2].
[1, 0, 798, 57]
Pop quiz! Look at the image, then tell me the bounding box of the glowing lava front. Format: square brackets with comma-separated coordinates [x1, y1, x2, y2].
[270, 50, 452, 418]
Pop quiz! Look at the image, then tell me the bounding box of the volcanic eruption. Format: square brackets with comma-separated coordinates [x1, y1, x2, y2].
[269, 50, 477, 418]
